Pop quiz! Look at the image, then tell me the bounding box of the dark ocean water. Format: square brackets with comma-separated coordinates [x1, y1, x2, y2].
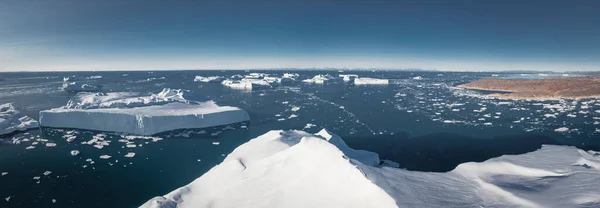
[0, 70, 598, 207]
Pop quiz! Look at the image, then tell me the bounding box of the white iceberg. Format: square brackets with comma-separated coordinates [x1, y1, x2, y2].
[302, 74, 334, 84]
[221, 79, 271, 90]
[0, 103, 39, 135]
[142, 129, 600, 208]
[339, 74, 358, 82]
[39, 88, 250, 135]
[354, 77, 389, 85]
[193, 76, 224, 83]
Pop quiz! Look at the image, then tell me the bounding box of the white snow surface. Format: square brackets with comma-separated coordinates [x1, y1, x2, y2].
[354, 77, 389, 85]
[39, 88, 249, 135]
[0, 103, 39, 135]
[142, 129, 600, 208]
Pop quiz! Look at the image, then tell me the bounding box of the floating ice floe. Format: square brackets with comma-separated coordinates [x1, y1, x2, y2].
[1, 172, 7, 176]
[555, 127, 569, 132]
[193, 76, 224, 83]
[71, 150, 80, 156]
[302, 74, 334, 84]
[124, 152, 135, 158]
[339, 74, 358, 82]
[43, 171, 51, 176]
[39, 88, 250, 135]
[0, 103, 39, 136]
[412, 76, 423, 80]
[100, 155, 112, 159]
[221, 79, 271, 90]
[142, 129, 600, 208]
[45, 143, 56, 147]
[354, 78, 389, 85]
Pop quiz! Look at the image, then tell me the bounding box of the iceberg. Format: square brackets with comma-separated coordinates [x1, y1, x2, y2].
[354, 77, 389, 85]
[0, 103, 39, 135]
[339, 74, 358, 82]
[193, 76, 224, 83]
[221, 79, 271, 90]
[302, 74, 335, 84]
[142, 129, 600, 208]
[39, 89, 250, 135]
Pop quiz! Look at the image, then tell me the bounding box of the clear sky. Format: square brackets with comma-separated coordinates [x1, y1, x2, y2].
[1, 0, 599, 71]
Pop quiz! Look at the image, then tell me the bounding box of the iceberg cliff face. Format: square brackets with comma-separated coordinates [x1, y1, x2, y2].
[39, 89, 250, 135]
[0, 103, 39, 135]
[142, 129, 600, 208]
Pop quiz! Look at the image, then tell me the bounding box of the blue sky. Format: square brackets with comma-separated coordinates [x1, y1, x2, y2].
[1, 0, 599, 71]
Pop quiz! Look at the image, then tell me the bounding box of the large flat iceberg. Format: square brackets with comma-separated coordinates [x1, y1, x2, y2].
[142, 129, 600, 208]
[0, 103, 39, 135]
[354, 77, 389, 85]
[39, 89, 250, 135]
[221, 79, 271, 90]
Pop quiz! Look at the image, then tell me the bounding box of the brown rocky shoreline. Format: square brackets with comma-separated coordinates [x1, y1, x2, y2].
[456, 76, 600, 99]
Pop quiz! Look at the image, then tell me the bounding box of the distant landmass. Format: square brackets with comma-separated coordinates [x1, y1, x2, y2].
[457, 76, 600, 99]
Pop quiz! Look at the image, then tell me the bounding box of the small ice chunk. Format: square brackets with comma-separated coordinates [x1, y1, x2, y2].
[291, 107, 300, 112]
[33, 176, 40, 180]
[1, 172, 7, 176]
[70, 150, 80, 156]
[126, 144, 137, 148]
[483, 122, 492, 126]
[304, 123, 317, 129]
[212, 141, 220, 145]
[25, 146, 35, 150]
[124, 152, 136, 158]
[100, 155, 112, 159]
[288, 114, 298, 119]
[555, 127, 569, 132]
[43, 171, 51, 176]
[45, 143, 56, 147]
[52, 199, 56, 203]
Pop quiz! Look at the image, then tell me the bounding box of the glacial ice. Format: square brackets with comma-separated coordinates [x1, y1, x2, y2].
[354, 77, 389, 85]
[0, 103, 39, 135]
[193, 76, 224, 83]
[339, 74, 358, 82]
[142, 129, 600, 208]
[39, 88, 250, 135]
[302, 74, 334, 84]
[221, 79, 271, 90]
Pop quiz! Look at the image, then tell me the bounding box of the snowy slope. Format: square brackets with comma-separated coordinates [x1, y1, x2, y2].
[141, 130, 397, 208]
[39, 89, 249, 135]
[142, 129, 600, 208]
[0, 103, 39, 135]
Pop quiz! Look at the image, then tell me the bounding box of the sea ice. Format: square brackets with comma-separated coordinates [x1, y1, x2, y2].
[39, 88, 250, 135]
[555, 127, 569, 132]
[221, 79, 271, 90]
[339, 74, 358, 82]
[71, 150, 80, 156]
[0, 103, 39, 135]
[43, 171, 51, 176]
[124, 152, 135, 158]
[100, 155, 112, 159]
[193, 76, 224, 83]
[142, 129, 600, 208]
[302, 74, 334, 84]
[354, 77, 389, 85]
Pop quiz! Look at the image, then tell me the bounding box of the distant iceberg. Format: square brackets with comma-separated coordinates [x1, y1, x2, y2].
[39, 88, 250, 135]
[354, 77, 389, 85]
[302, 74, 335, 84]
[221, 79, 271, 90]
[193, 76, 224, 83]
[339, 74, 358, 82]
[0, 103, 39, 135]
[142, 129, 600, 208]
